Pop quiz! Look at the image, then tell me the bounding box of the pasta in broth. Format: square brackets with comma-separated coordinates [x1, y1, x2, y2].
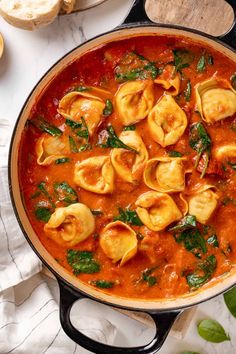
[19, 35, 236, 299]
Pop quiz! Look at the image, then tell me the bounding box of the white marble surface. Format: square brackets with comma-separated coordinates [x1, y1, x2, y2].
[0, 0, 236, 353]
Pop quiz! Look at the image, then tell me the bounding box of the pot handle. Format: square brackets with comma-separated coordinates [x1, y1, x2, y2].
[58, 280, 181, 354]
[123, 0, 153, 25]
[218, 0, 236, 49]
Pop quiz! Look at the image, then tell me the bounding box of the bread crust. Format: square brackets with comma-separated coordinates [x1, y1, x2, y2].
[61, 0, 76, 14]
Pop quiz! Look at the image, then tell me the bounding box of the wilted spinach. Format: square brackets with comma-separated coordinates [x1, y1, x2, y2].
[113, 207, 143, 226]
[186, 255, 217, 288]
[67, 249, 100, 275]
[30, 116, 62, 136]
[99, 125, 137, 153]
[54, 181, 78, 204]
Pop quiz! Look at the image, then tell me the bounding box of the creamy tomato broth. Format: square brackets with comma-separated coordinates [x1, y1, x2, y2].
[19, 35, 236, 299]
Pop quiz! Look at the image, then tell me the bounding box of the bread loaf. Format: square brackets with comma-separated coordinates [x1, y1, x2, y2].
[0, 0, 61, 30]
[61, 0, 76, 14]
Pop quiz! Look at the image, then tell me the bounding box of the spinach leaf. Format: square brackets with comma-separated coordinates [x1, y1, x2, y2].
[142, 268, 157, 287]
[65, 118, 82, 130]
[208, 55, 214, 65]
[54, 182, 78, 204]
[197, 54, 206, 72]
[172, 49, 194, 73]
[124, 125, 136, 131]
[222, 196, 236, 206]
[175, 228, 207, 258]
[169, 215, 197, 232]
[103, 99, 113, 116]
[74, 86, 90, 92]
[230, 72, 236, 90]
[30, 117, 62, 136]
[189, 122, 211, 178]
[186, 255, 216, 288]
[77, 117, 89, 141]
[224, 286, 236, 318]
[90, 280, 114, 289]
[207, 235, 219, 247]
[197, 319, 230, 343]
[168, 150, 183, 157]
[69, 136, 78, 153]
[99, 125, 138, 153]
[184, 80, 191, 101]
[55, 157, 70, 164]
[91, 210, 103, 216]
[113, 207, 143, 226]
[67, 249, 100, 275]
[35, 207, 52, 222]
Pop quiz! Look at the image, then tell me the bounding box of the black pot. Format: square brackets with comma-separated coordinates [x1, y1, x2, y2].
[9, 1, 236, 353]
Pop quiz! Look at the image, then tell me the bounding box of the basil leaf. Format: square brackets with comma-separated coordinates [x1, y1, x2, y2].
[189, 122, 211, 178]
[30, 117, 62, 136]
[197, 319, 230, 343]
[142, 268, 157, 287]
[224, 286, 236, 317]
[69, 136, 78, 153]
[169, 215, 197, 232]
[230, 72, 236, 90]
[207, 235, 219, 247]
[35, 207, 52, 222]
[176, 228, 206, 258]
[55, 157, 70, 164]
[186, 255, 216, 288]
[124, 125, 136, 131]
[67, 249, 100, 275]
[100, 125, 138, 153]
[173, 49, 194, 73]
[54, 181, 78, 204]
[168, 150, 182, 157]
[197, 54, 206, 72]
[65, 118, 82, 129]
[103, 99, 113, 116]
[90, 280, 114, 289]
[184, 80, 191, 101]
[113, 207, 143, 226]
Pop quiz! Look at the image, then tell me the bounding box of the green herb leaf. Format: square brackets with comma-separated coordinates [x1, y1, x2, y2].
[69, 136, 78, 153]
[197, 54, 206, 72]
[35, 207, 52, 222]
[142, 268, 157, 287]
[90, 280, 114, 289]
[74, 86, 90, 92]
[30, 117, 62, 136]
[168, 150, 183, 157]
[224, 286, 236, 318]
[103, 99, 113, 116]
[113, 207, 143, 226]
[186, 255, 217, 288]
[208, 55, 214, 65]
[169, 215, 197, 232]
[31, 191, 41, 199]
[91, 210, 103, 216]
[100, 125, 138, 153]
[230, 72, 236, 90]
[173, 49, 194, 73]
[67, 249, 100, 275]
[207, 235, 219, 247]
[228, 161, 236, 171]
[197, 319, 230, 343]
[54, 182, 78, 204]
[176, 228, 207, 257]
[65, 118, 82, 129]
[55, 157, 70, 164]
[124, 125, 136, 131]
[184, 80, 191, 101]
[189, 122, 211, 178]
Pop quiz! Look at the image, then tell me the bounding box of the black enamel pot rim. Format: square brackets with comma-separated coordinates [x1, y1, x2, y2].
[8, 21, 236, 314]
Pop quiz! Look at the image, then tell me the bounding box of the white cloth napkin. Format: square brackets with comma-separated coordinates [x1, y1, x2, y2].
[0, 119, 117, 353]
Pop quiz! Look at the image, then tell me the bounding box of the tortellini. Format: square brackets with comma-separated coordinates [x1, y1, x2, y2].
[154, 65, 180, 96]
[215, 144, 236, 160]
[36, 134, 69, 165]
[188, 185, 218, 224]
[135, 191, 182, 231]
[144, 157, 186, 193]
[44, 203, 95, 247]
[115, 80, 154, 125]
[195, 78, 236, 123]
[99, 221, 137, 265]
[111, 131, 148, 183]
[148, 95, 187, 147]
[58, 87, 108, 136]
[74, 156, 114, 194]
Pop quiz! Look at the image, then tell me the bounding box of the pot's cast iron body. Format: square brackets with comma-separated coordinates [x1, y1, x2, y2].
[8, 1, 236, 353]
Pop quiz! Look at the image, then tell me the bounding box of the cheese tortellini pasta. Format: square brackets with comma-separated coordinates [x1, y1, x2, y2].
[188, 185, 219, 224]
[36, 134, 69, 165]
[58, 87, 108, 136]
[148, 95, 187, 147]
[215, 144, 236, 160]
[115, 80, 154, 125]
[195, 78, 236, 123]
[74, 156, 114, 194]
[143, 157, 186, 192]
[111, 131, 148, 184]
[154, 65, 181, 96]
[44, 203, 95, 247]
[135, 191, 182, 231]
[100, 221, 137, 265]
